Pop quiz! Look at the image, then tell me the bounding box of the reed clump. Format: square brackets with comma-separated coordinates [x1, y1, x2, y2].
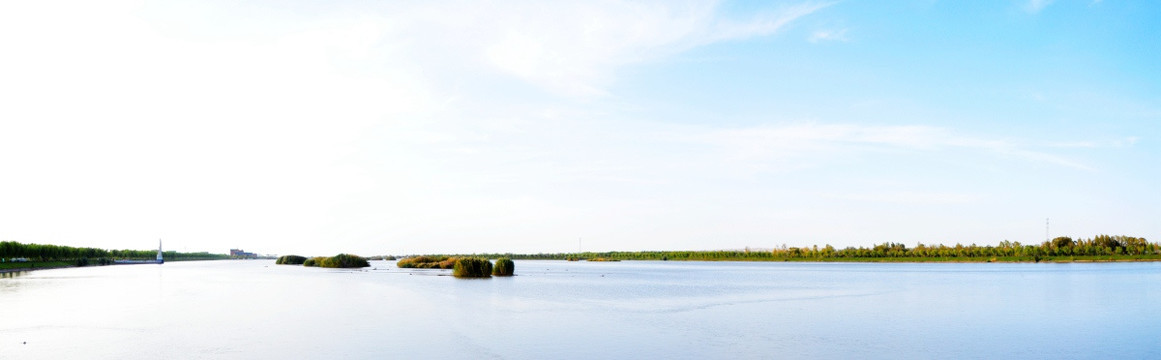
[452, 257, 493, 278]
[319, 254, 370, 268]
[397, 256, 456, 269]
[492, 258, 514, 276]
[303, 257, 327, 267]
[275, 255, 307, 265]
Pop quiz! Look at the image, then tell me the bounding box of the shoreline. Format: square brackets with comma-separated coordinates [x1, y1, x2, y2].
[0, 258, 230, 275]
[0, 264, 76, 274]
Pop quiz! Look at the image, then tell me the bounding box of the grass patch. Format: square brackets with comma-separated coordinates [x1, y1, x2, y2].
[587, 257, 620, 262]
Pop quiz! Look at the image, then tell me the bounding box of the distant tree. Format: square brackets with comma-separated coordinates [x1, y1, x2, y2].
[1051, 236, 1074, 249]
[1092, 235, 1122, 250]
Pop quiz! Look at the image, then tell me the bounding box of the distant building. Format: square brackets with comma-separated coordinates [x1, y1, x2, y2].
[229, 249, 258, 259]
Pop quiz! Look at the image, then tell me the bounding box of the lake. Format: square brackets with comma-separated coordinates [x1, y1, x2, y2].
[2, 260, 1159, 359]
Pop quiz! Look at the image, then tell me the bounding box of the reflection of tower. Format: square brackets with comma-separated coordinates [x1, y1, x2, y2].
[157, 239, 164, 264]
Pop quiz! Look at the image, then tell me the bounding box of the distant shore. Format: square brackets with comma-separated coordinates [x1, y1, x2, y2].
[1, 266, 73, 274]
[0, 261, 75, 274]
[407, 255, 1161, 264]
[1, 240, 235, 276]
[0, 259, 229, 275]
[414, 236, 1157, 263]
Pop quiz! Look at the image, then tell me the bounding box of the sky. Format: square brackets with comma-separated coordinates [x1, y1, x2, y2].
[1, 0, 1159, 256]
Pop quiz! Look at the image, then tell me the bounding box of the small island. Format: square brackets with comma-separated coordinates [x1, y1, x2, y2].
[492, 258, 514, 276]
[396, 256, 516, 278]
[275, 255, 308, 265]
[278, 254, 370, 268]
[452, 258, 492, 278]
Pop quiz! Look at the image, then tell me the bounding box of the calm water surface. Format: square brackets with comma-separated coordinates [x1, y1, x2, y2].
[2, 260, 1159, 359]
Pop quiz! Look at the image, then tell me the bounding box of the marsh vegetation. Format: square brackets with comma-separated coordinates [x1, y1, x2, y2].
[300, 254, 370, 268]
[396, 256, 456, 269]
[395, 256, 515, 277]
[320, 254, 370, 268]
[492, 258, 514, 276]
[452, 258, 493, 278]
[275, 255, 308, 265]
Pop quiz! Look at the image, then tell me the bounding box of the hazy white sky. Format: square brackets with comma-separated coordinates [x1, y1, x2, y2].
[1, 0, 1158, 256]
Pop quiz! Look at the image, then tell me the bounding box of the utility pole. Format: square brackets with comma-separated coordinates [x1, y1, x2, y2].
[1046, 218, 1050, 242]
[579, 237, 582, 253]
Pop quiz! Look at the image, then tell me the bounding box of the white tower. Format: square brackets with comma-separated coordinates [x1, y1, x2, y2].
[157, 239, 164, 264]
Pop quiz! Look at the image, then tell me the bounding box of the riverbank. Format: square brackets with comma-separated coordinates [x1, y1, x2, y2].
[0, 261, 75, 274]
[412, 250, 1161, 264]
[0, 258, 235, 275]
[421, 236, 1157, 263]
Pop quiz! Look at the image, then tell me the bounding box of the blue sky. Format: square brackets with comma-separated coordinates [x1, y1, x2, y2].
[0, 0, 1157, 256]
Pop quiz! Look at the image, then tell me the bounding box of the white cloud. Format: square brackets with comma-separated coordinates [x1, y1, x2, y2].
[822, 191, 980, 205]
[3, 0, 1146, 254]
[476, 1, 833, 97]
[1046, 137, 1139, 149]
[692, 123, 1096, 171]
[0, 0, 839, 253]
[0, 0, 436, 251]
[1025, 0, 1055, 13]
[808, 28, 848, 43]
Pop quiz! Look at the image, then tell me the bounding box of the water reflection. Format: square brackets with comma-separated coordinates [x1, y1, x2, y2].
[1, 270, 26, 279]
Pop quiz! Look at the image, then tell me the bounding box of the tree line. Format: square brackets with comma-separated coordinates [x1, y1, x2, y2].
[411, 235, 1157, 262]
[0, 241, 229, 262]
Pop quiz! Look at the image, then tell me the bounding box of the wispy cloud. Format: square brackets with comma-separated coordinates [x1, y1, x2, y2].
[1046, 137, 1139, 148]
[808, 28, 849, 43]
[478, 1, 834, 97]
[693, 123, 1098, 171]
[822, 191, 980, 205]
[1024, 0, 1055, 13]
